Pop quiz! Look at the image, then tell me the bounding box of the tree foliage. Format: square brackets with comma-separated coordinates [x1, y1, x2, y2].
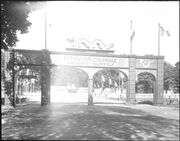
[164, 61, 177, 92]
[136, 72, 156, 93]
[1, 1, 46, 50]
[1, 1, 32, 50]
[174, 61, 179, 93]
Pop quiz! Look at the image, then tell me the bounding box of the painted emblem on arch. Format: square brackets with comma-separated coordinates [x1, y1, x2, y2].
[67, 38, 114, 50]
[140, 59, 151, 68]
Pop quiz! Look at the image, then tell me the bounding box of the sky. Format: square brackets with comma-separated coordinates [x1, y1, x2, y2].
[16, 1, 179, 65]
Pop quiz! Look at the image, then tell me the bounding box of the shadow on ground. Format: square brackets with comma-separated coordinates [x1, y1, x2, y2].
[137, 100, 154, 105]
[2, 101, 179, 140]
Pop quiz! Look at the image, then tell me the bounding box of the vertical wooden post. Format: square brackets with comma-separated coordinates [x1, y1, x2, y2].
[41, 51, 43, 106]
[12, 50, 16, 107]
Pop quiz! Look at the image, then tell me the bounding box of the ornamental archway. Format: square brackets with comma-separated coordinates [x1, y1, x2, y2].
[7, 47, 164, 106]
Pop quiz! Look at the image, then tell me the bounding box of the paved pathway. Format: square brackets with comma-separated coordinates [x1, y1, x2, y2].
[2, 101, 179, 140]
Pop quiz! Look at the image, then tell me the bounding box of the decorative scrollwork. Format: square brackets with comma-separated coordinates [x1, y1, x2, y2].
[67, 38, 114, 50]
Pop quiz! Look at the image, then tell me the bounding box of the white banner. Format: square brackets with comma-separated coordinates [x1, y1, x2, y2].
[51, 54, 129, 68]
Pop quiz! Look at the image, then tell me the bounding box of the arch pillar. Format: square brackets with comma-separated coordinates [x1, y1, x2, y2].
[154, 59, 164, 105]
[127, 57, 136, 104]
[41, 50, 50, 106]
[80, 68, 101, 105]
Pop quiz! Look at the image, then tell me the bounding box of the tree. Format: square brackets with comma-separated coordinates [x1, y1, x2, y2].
[164, 61, 176, 92]
[174, 61, 179, 93]
[136, 72, 156, 93]
[1, 1, 46, 50]
[1, 1, 31, 50]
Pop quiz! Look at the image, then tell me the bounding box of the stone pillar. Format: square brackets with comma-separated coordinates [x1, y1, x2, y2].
[88, 78, 93, 105]
[41, 50, 50, 106]
[127, 56, 136, 104]
[80, 68, 101, 106]
[154, 58, 164, 105]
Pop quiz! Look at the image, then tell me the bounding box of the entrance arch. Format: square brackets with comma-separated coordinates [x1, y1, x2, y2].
[7, 48, 164, 106]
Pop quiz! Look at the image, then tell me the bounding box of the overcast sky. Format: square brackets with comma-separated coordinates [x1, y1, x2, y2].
[16, 1, 179, 65]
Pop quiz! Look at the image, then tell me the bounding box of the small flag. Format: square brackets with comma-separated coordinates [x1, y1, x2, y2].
[166, 30, 170, 36]
[109, 77, 112, 85]
[102, 75, 105, 82]
[26, 69, 29, 75]
[131, 31, 135, 41]
[122, 79, 124, 85]
[115, 82, 118, 87]
[160, 25, 170, 37]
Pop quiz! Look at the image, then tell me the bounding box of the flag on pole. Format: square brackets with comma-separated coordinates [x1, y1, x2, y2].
[119, 72, 124, 78]
[130, 20, 135, 55]
[26, 69, 29, 75]
[109, 77, 112, 85]
[160, 24, 170, 37]
[130, 20, 135, 41]
[158, 23, 170, 56]
[130, 30, 135, 41]
[102, 75, 105, 82]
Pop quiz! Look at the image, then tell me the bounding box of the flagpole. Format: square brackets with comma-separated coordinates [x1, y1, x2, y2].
[130, 20, 132, 55]
[158, 23, 160, 56]
[157, 23, 160, 104]
[45, 11, 47, 50]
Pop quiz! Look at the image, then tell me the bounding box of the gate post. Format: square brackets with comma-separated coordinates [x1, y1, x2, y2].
[127, 56, 136, 104]
[41, 49, 50, 106]
[12, 50, 16, 107]
[154, 58, 164, 105]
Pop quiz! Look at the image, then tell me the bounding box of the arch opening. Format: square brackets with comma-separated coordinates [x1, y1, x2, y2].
[50, 66, 89, 103]
[93, 69, 128, 104]
[15, 67, 41, 104]
[135, 72, 156, 104]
